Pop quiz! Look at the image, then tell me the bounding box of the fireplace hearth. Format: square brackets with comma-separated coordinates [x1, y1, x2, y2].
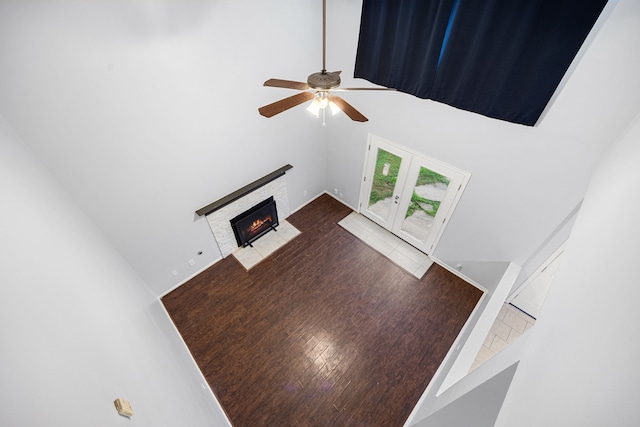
[230, 197, 279, 248]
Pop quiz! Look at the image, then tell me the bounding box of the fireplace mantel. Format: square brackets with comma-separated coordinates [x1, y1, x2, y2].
[196, 164, 292, 217]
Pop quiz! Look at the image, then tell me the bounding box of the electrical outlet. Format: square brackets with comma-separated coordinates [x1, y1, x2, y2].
[334, 188, 338, 194]
[304, 190, 308, 196]
[339, 192, 343, 198]
[188, 259, 195, 266]
[171, 270, 178, 276]
[114, 398, 134, 418]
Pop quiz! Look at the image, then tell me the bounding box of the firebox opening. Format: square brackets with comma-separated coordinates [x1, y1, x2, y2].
[230, 197, 279, 248]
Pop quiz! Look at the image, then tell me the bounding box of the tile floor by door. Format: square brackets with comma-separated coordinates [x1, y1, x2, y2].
[471, 303, 536, 371]
[338, 212, 434, 279]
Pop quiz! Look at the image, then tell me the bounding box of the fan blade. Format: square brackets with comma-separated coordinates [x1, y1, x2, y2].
[259, 91, 314, 118]
[264, 78, 309, 90]
[330, 96, 368, 122]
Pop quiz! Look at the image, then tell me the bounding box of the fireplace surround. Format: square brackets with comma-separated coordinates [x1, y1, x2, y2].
[198, 166, 292, 258]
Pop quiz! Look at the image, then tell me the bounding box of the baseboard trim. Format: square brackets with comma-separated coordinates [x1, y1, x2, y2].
[159, 256, 222, 298]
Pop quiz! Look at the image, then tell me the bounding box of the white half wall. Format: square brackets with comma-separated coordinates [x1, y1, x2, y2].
[403, 262, 520, 426]
[0, 115, 229, 426]
[493, 114, 640, 425]
[414, 363, 519, 427]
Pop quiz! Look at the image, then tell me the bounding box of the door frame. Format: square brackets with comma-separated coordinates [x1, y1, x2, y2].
[507, 241, 567, 304]
[358, 133, 471, 255]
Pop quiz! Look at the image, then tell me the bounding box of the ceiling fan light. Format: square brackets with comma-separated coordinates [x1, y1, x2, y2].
[306, 99, 321, 117]
[329, 100, 341, 115]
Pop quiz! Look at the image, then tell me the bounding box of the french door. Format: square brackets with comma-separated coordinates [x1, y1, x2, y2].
[359, 134, 470, 254]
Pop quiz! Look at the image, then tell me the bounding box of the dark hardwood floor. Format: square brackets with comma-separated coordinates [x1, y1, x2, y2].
[162, 194, 483, 426]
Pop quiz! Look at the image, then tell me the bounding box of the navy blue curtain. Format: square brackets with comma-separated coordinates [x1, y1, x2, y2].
[354, 0, 455, 99]
[355, 0, 608, 126]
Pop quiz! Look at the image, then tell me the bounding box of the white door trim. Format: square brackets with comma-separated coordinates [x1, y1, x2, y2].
[359, 133, 471, 254]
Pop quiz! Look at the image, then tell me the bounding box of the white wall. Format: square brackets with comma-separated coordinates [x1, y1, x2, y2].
[0, 115, 229, 426]
[407, 88, 640, 427]
[494, 114, 640, 426]
[0, 0, 327, 295]
[414, 363, 519, 427]
[325, 0, 640, 281]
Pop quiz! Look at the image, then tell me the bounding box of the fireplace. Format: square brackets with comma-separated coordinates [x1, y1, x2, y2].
[230, 197, 279, 248]
[199, 166, 292, 258]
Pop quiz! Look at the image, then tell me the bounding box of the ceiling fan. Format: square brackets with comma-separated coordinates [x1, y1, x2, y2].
[258, 0, 392, 123]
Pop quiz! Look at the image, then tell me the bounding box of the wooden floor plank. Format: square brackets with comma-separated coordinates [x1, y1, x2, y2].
[162, 194, 483, 426]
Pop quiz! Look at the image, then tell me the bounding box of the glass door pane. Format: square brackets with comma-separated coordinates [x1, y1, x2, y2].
[367, 148, 402, 222]
[390, 154, 468, 254]
[360, 137, 412, 230]
[399, 166, 451, 242]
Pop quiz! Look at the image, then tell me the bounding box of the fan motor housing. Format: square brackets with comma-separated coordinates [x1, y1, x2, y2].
[307, 71, 341, 90]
